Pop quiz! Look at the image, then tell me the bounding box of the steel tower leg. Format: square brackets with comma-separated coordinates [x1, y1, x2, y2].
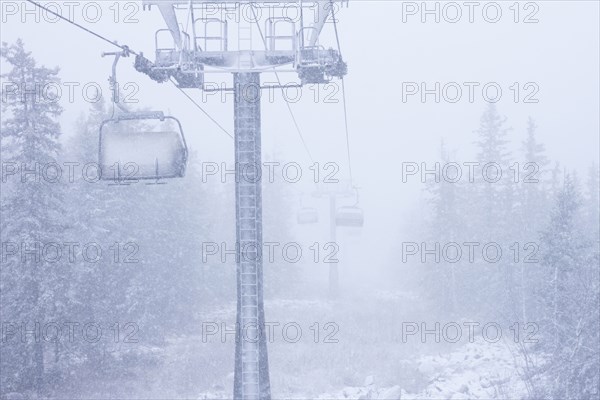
[233, 72, 271, 400]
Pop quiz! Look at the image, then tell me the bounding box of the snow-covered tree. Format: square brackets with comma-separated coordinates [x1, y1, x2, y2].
[583, 163, 599, 237]
[422, 140, 463, 315]
[536, 173, 599, 399]
[0, 39, 67, 395]
[520, 117, 551, 231]
[516, 117, 551, 322]
[474, 103, 511, 232]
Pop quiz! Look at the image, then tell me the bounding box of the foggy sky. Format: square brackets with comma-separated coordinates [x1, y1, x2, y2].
[1, 0, 598, 270]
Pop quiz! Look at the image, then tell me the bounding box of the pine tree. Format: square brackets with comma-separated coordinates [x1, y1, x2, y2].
[521, 117, 550, 230]
[423, 140, 462, 315]
[473, 103, 511, 236]
[517, 117, 551, 322]
[60, 100, 139, 379]
[537, 173, 599, 398]
[584, 163, 599, 237]
[472, 104, 515, 319]
[0, 40, 67, 395]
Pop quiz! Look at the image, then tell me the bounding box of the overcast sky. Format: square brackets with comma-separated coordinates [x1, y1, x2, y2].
[2, 1, 598, 266]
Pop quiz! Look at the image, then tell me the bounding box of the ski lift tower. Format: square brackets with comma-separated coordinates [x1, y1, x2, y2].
[137, 1, 347, 399]
[311, 180, 360, 297]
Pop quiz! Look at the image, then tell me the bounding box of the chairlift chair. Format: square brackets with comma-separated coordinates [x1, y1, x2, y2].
[335, 186, 364, 227]
[100, 50, 188, 183]
[297, 207, 319, 224]
[335, 206, 364, 227]
[99, 111, 188, 183]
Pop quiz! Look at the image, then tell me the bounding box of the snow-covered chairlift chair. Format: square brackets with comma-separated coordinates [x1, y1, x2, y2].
[99, 111, 188, 183]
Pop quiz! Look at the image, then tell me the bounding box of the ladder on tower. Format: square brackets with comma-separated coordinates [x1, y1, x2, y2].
[238, 23, 254, 69]
[235, 73, 262, 400]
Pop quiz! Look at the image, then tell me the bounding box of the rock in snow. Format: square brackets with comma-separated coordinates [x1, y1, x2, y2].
[377, 385, 402, 399]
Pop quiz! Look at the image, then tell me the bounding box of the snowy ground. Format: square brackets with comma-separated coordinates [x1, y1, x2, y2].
[313, 338, 534, 400]
[192, 291, 536, 400]
[196, 337, 534, 400]
[58, 290, 536, 399]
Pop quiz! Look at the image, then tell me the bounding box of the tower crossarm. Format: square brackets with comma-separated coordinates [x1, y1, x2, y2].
[142, 0, 344, 49]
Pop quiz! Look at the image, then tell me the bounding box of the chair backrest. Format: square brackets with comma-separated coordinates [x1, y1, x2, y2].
[297, 207, 319, 224]
[335, 206, 364, 227]
[99, 114, 188, 182]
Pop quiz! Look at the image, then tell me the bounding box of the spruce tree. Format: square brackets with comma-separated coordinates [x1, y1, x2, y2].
[0, 39, 67, 395]
[538, 173, 598, 398]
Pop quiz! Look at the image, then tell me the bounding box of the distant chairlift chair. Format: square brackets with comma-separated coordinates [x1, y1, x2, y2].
[297, 206, 319, 224]
[335, 206, 364, 227]
[335, 188, 364, 227]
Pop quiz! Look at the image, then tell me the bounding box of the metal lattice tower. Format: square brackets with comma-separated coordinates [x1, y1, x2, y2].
[233, 72, 270, 399]
[136, 2, 348, 398]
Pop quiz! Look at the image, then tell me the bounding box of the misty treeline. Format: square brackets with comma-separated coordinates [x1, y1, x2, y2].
[412, 103, 599, 398]
[0, 41, 299, 397]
